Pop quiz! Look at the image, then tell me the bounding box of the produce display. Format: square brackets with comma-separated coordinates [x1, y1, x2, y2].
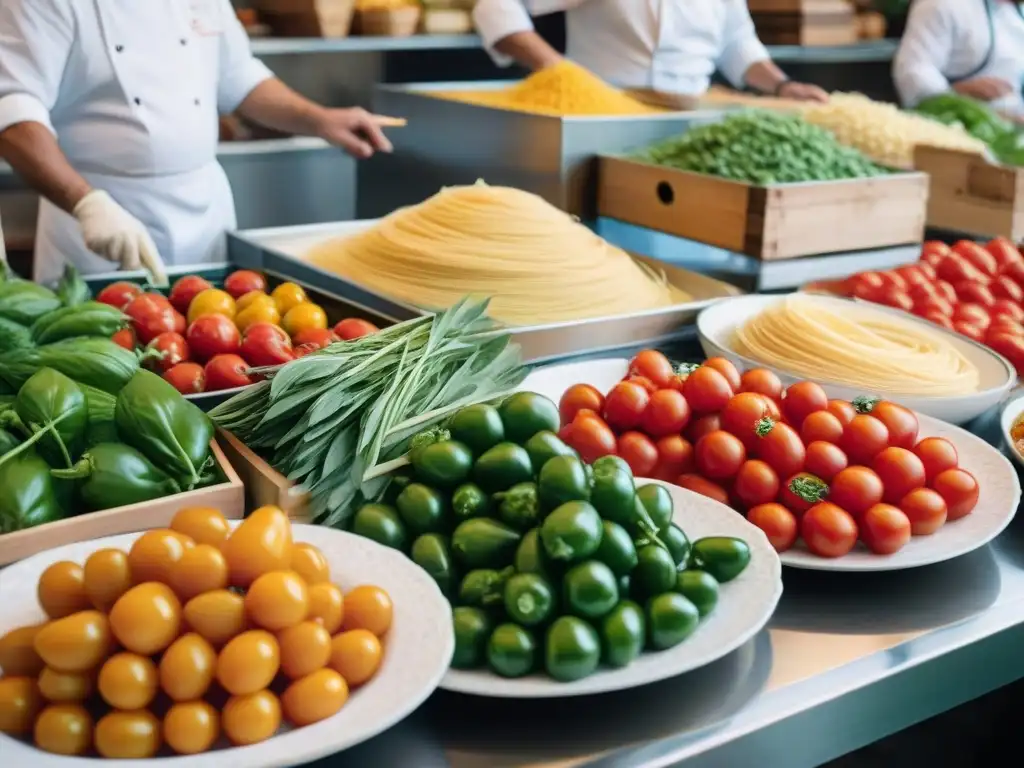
[810, 238, 1024, 377]
[97, 271, 381, 395]
[635, 111, 886, 185]
[556, 351, 979, 558]
[915, 93, 1024, 166]
[0, 505, 391, 757]
[732, 294, 980, 396]
[802, 92, 988, 169]
[304, 182, 685, 326]
[349, 393, 751, 681]
[433, 60, 659, 117]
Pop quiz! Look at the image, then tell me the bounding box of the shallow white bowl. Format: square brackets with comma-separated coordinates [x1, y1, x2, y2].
[696, 293, 1015, 425]
[999, 391, 1024, 469]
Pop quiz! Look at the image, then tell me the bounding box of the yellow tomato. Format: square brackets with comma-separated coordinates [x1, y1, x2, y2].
[94, 710, 162, 759]
[278, 621, 331, 680]
[34, 703, 93, 756]
[245, 571, 309, 631]
[128, 529, 190, 585]
[236, 290, 273, 314]
[291, 543, 330, 584]
[83, 548, 133, 612]
[0, 623, 45, 677]
[222, 505, 293, 588]
[109, 582, 182, 655]
[170, 506, 231, 548]
[307, 583, 344, 635]
[216, 630, 280, 696]
[164, 701, 219, 755]
[169, 544, 229, 602]
[159, 633, 216, 702]
[271, 282, 307, 315]
[282, 668, 348, 727]
[38, 667, 94, 703]
[98, 652, 159, 710]
[282, 303, 328, 338]
[37, 561, 91, 619]
[34, 611, 111, 673]
[342, 585, 393, 637]
[0, 677, 43, 735]
[223, 689, 281, 746]
[328, 629, 382, 686]
[187, 287, 236, 324]
[182, 590, 248, 647]
[235, 303, 282, 334]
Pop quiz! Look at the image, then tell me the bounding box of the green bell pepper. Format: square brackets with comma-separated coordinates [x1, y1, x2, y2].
[51, 443, 181, 511]
[0, 427, 20, 454]
[8, 368, 88, 468]
[0, 447, 63, 532]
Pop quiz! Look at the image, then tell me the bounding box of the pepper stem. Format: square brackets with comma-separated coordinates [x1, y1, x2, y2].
[50, 456, 93, 481]
[0, 410, 74, 468]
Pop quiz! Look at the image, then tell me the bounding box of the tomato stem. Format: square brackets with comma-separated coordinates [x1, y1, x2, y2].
[852, 396, 880, 414]
[789, 475, 829, 503]
[676, 362, 701, 375]
[754, 417, 775, 437]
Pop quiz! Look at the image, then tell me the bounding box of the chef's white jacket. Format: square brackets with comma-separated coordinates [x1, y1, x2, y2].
[893, 0, 1024, 116]
[0, 0, 273, 283]
[473, 0, 771, 95]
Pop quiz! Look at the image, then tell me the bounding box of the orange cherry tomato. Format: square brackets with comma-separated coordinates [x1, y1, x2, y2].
[0, 623, 45, 677]
[931, 468, 979, 521]
[98, 652, 159, 710]
[341, 585, 393, 637]
[290, 543, 330, 585]
[801, 502, 859, 558]
[245, 571, 309, 631]
[747, 503, 798, 552]
[163, 701, 220, 755]
[278, 621, 332, 680]
[899, 487, 948, 535]
[160, 633, 217, 702]
[34, 611, 111, 673]
[329, 629, 383, 686]
[170, 506, 231, 547]
[183, 590, 248, 647]
[37, 667, 94, 703]
[0, 676, 44, 734]
[37, 561, 91, 619]
[168, 544, 229, 602]
[108, 582, 182, 656]
[128, 529, 191, 585]
[216, 630, 280, 696]
[860, 503, 912, 555]
[306, 583, 345, 635]
[222, 505, 293, 588]
[83, 548, 133, 612]
[33, 703, 93, 756]
[282, 668, 349, 726]
[222, 690, 281, 746]
[94, 710, 162, 759]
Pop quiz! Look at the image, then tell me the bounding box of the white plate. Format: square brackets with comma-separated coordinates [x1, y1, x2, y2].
[515, 358, 1020, 574]
[0, 524, 454, 768]
[696, 293, 1015, 425]
[999, 391, 1024, 469]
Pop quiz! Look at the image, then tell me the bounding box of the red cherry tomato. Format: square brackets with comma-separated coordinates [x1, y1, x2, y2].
[800, 410, 844, 444]
[924, 311, 955, 330]
[291, 328, 336, 350]
[932, 280, 958, 304]
[907, 281, 937, 303]
[641, 389, 692, 438]
[163, 362, 205, 395]
[125, 293, 179, 344]
[862, 400, 919, 449]
[732, 459, 779, 509]
[987, 237, 1023, 270]
[801, 502, 859, 558]
[568, 412, 617, 465]
[778, 472, 829, 515]
[747, 503, 798, 552]
[911, 437, 959, 483]
[720, 393, 772, 447]
[702, 357, 741, 392]
[953, 321, 986, 343]
[931, 468, 979, 521]
[675, 474, 729, 506]
[653, 435, 694, 481]
[333, 318, 380, 341]
[849, 271, 884, 293]
[987, 332, 1024, 372]
[912, 295, 953, 318]
[826, 399, 857, 427]
[953, 281, 996, 307]
[953, 240, 998, 276]
[838, 414, 889, 465]
[895, 264, 929, 286]
[918, 262, 937, 281]
[753, 420, 805, 479]
[874, 287, 913, 312]
[921, 240, 952, 260]
[852, 281, 883, 302]
[739, 368, 783, 400]
[860, 504, 911, 555]
[186, 314, 241, 362]
[223, 270, 267, 299]
[871, 446, 926, 504]
[899, 487, 948, 535]
[828, 466, 884, 518]
[952, 303, 991, 328]
[625, 375, 658, 394]
[559, 384, 605, 427]
[803, 441, 848, 482]
[602, 381, 650, 431]
[682, 366, 733, 414]
[240, 322, 294, 368]
[782, 381, 829, 430]
[145, 332, 190, 373]
[920, 250, 945, 269]
[616, 432, 659, 478]
[97, 281, 144, 309]
[685, 414, 722, 444]
[168, 275, 213, 315]
[990, 276, 1023, 303]
[293, 342, 321, 358]
[936, 253, 986, 284]
[989, 299, 1024, 323]
[204, 354, 253, 392]
[988, 319, 1024, 340]
[694, 431, 746, 481]
[627, 350, 674, 389]
[111, 327, 136, 350]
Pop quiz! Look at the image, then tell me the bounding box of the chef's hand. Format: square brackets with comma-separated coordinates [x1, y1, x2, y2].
[953, 77, 1014, 102]
[73, 190, 168, 287]
[777, 81, 829, 103]
[315, 107, 394, 160]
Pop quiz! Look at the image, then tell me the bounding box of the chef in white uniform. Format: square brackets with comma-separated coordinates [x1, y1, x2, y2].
[472, 0, 829, 102]
[0, 0, 395, 285]
[894, 0, 1024, 122]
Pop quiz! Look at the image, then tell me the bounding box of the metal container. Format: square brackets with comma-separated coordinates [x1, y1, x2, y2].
[362, 81, 725, 220]
[228, 220, 741, 363]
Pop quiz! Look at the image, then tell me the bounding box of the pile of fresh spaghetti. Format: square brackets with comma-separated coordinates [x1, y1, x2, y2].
[733, 295, 980, 396]
[305, 182, 684, 326]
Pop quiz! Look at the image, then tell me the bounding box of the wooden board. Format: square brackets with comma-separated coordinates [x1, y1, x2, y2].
[217, 430, 311, 523]
[0, 441, 244, 566]
[255, 0, 355, 37]
[752, 6, 858, 45]
[597, 156, 929, 261]
[914, 146, 1024, 242]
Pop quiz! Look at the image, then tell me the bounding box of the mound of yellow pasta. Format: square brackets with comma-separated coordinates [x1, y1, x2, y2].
[305, 183, 684, 326]
[733, 295, 980, 396]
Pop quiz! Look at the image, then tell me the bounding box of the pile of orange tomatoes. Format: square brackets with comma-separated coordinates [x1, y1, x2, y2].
[558, 350, 980, 558]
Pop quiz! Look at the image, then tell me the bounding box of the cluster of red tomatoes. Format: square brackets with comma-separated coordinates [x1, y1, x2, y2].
[818, 237, 1024, 374]
[557, 350, 980, 558]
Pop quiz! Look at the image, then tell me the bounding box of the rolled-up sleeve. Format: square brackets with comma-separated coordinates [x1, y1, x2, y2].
[217, 0, 273, 114]
[716, 1, 770, 87]
[473, 0, 577, 67]
[892, 0, 953, 108]
[0, 0, 74, 136]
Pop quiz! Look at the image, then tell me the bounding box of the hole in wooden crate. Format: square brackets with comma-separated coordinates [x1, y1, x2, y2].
[656, 182, 674, 205]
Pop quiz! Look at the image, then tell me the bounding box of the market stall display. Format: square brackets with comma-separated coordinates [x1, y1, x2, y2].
[0, 506, 453, 763]
[914, 94, 1024, 167]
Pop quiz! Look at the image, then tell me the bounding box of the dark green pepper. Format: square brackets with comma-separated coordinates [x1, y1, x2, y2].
[411, 534, 456, 597]
[589, 456, 637, 527]
[10, 368, 88, 468]
[447, 404, 505, 456]
[396, 483, 450, 534]
[412, 438, 473, 488]
[458, 567, 513, 608]
[637, 484, 674, 530]
[452, 482, 490, 521]
[0, 280, 61, 325]
[498, 392, 560, 445]
[352, 503, 408, 551]
[487, 623, 537, 678]
[114, 370, 214, 490]
[0, 427, 20, 454]
[51, 443, 181, 511]
[30, 301, 127, 345]
[523, 430, 576, 474]
[81, 384, 119, 448]
[689, 537, 751, 583]
[0, 447, 63, 532]
[495, 482, 541, 531]
[452, 606, 493, 669]
[473, 442, 533, 492]
[537, 454, 590, 510]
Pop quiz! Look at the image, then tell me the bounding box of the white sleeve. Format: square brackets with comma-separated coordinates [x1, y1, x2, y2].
[0, 0, 74, 136]
[716, 0, 771, 88]
[892, 0, 954, 108]
[216, 0, 273, 114]
[473, 0, 582, 67]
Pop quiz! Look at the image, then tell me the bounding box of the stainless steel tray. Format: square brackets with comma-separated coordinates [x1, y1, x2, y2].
[228, 220, 741, 363]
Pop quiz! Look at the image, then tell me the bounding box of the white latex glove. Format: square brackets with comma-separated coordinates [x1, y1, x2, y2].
[73, 190, 169, 286]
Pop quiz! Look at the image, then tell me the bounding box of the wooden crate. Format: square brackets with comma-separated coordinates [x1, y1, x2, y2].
[0, 441, 244, 566]
[914, 146, 1024, 242]
[256, 0, 355, 37]
[597, 156, 929, 261]
[217, 430, 311, 523]
[751, 0, 858, 45]
[748, 0, 852, 11]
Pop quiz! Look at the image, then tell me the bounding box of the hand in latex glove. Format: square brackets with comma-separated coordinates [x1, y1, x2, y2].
[73, 190, 168, 286]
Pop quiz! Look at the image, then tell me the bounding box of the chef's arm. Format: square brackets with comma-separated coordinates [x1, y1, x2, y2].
[892, 0, 954, 107]
[474, 0, 578, 69]
[742, 60, 791, 96]
[0, 122, 90, 213]
[493, 32, 563, 71]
